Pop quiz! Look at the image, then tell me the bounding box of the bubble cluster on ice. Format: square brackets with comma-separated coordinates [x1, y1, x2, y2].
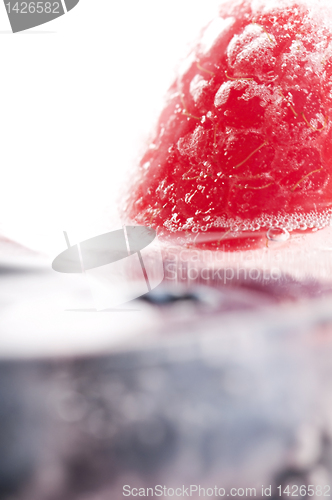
[180, 209, 332, 234]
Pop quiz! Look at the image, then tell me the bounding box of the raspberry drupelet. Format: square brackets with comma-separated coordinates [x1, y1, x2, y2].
[123, 0, 332, 250]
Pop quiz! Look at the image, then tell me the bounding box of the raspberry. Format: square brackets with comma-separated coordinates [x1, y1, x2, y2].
[123, 0, 332, 250]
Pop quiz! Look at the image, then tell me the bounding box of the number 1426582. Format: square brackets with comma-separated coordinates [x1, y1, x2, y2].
[277, 485, 330, 497]
[5, 2, 60, 13]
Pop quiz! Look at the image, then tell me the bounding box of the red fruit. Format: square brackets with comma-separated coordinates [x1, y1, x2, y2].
[123, 0, 332, 250]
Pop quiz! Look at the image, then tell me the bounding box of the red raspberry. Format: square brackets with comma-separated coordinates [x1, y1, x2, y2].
[123, 0, 332, 250]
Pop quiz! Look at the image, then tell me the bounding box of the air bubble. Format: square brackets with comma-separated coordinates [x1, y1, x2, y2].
[267, 227, 290, 242]
[205, 209, 332, 235]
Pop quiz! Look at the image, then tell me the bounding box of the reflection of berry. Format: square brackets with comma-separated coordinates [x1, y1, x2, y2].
[124, 0, 332, 250]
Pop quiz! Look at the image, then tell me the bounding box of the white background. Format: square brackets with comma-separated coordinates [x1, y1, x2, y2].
[0, 0, 221, 257]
